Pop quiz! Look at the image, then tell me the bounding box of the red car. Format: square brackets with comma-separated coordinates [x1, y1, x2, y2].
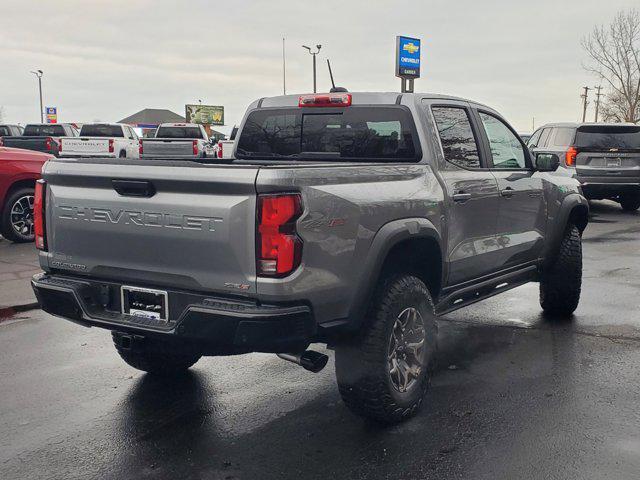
[0, 147, 53, 243]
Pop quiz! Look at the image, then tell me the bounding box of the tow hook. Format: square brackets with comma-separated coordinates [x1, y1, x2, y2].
[277, 351, 329, 373]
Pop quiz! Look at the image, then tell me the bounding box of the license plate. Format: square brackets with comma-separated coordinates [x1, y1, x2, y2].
[121, 286, 169, 321]
[606, 158, 622, 168]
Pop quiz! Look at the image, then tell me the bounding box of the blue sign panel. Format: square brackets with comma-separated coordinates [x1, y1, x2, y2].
[396, 36, 421, 78]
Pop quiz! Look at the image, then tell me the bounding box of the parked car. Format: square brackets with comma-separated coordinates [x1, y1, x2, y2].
[0, 147, 52, 242]
[528, 122, 640, 210]
[1, 123, 78, 156]
[519, 132, 532, 143]
[31, 92, 588, 424]
[0, 124, 24, 138]
[60, 123, 139, 158]
[139, 123, 209, 159]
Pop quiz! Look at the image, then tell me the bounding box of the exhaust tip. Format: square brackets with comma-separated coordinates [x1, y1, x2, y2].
[277, 350, 329, 373]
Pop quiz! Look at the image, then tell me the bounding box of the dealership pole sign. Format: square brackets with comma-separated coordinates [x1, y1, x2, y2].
[45, 107, 57, 124]
[395, 36, 421, 93]
[185, 104, 224, 126]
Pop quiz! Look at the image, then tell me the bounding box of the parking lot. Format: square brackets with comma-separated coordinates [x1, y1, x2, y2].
[1, 200, 638, 480]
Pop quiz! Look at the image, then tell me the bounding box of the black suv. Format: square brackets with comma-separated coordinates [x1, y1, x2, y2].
[528, 123, 640, 211]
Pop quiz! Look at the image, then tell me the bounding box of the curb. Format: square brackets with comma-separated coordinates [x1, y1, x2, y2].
[0, 302, 40, 320]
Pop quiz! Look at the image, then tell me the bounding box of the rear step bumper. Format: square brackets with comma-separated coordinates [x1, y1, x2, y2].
[31, 273, 314, 354]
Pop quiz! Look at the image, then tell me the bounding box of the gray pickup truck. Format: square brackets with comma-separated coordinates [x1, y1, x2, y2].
[139, 123, 209, 159]
[1, 123, 78, 156]
[31, 92, 588, 424]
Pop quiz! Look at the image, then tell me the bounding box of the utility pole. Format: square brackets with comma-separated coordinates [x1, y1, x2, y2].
[302, 44, 321, 93]
[594, 85, 603, 122]
[30, 70, 44, 123]
[282, 38, 286, 95]
[532, 117, 535, 131]
[581, 86, 591, 123]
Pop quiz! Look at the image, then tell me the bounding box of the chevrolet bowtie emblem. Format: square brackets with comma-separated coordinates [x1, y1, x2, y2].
[403, 42, 420, 54]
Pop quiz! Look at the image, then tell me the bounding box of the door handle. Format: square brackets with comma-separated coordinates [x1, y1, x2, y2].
[112, 179, 156, 197]
[452, 192, 472, 203]
[500, 187, 515, 198]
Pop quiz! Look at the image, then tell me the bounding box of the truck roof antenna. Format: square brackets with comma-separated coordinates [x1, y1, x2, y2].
[327, 59, 348, 93]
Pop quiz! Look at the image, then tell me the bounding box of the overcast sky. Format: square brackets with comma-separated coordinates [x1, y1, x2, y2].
[0, 0, 637, 133]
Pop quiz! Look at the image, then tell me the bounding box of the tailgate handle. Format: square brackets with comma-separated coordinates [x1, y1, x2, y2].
[112, 180, 156, 198]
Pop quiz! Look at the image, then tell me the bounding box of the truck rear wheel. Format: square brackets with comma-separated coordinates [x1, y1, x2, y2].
[619, 192, 640, 212]
[112, 332, 201, 376]
[1, 187, 35, 243]
[335, 275, 437, 424]
[539, 224, 582, 316]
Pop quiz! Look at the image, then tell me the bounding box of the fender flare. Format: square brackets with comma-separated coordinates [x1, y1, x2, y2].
[347, 217, 443, 326]
[543, 193, 589, 268]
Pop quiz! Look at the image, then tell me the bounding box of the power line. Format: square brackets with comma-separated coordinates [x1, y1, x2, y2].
[594, 85, 603, 122]
[581, 86, 591, 123]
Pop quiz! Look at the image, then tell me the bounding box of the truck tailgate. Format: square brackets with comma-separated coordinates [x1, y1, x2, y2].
[61, 138, 111, 156]
[42, 159, 259, 295]
[141, 139, 194, 157]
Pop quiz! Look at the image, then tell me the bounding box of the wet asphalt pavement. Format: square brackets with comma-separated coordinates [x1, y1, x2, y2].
[1, 200, 639, 480]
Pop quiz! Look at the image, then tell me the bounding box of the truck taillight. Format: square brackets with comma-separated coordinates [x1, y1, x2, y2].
[58, 139, 62, 152]
[139, 139, 143, 155]
[193, 140, 199, 156]
[217, 141, 223, 159]
[566, 146, 578, 167]
[34, 180, 47, 251]
[0, 137, 4, 147]
[257, 194, 303, 276]
[299, 93, 352, 107]
[45, 137, 52, 151]
[108, 139, 114, 153]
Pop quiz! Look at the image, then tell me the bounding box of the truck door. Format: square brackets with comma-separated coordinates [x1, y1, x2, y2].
[475, 110, 546, 270]
[426, 102, 502, 286]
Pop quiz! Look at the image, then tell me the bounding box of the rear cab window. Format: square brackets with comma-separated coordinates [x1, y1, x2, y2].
[236, 106, 419, 162]
[80, 124, 125, 137]
[575, 125, 640, 151]
[156, 126, 204, 139]
[23, 124, 66, 136]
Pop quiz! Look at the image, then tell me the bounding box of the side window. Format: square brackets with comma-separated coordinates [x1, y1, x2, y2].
[479, 112, 527, 169]
[538, 128, 552, 148]
[549, 127, 574, 147]
[528, 129, 543, 148]
[431, 107, 481, 169]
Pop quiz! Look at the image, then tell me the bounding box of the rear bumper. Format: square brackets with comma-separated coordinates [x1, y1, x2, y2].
[32, 273, 315, 354]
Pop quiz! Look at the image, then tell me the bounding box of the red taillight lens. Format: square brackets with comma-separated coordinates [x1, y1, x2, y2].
[45, 137, 52, 151]
[566, 146, 578, 166]
[192, 140, 199, 155]
[139, 139, 144, 155]
[108, 139, 114, 153]
[34, 179, 46, 250]
[217, 141, 223, 159]
[299, 93, 352, 107]
[58, 139, 62, 152]
[257, 194, 303, 276]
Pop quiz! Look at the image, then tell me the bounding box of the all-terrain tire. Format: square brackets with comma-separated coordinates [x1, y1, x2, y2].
[619, 193, 640, 212]
[539, 224, 582, 316]
[1, 187, 36, 243]
[112, 332, 201, 376]
[335, 275, 437, 424]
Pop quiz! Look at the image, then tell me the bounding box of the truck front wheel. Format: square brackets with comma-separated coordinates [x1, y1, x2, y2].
[112, 332, 201, 376]
[540, 224, 582, 316]
[335, 275, 437, 424]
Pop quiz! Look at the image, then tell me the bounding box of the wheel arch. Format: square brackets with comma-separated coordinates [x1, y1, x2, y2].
[543, 193, 589, 268]
[2, 178, 37, 208]
[348, 218, 444, 327]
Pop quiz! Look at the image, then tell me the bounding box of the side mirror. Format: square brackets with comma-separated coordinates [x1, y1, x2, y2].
[535, 153, 560, 172]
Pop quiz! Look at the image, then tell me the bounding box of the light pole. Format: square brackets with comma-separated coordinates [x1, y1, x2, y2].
[30, 70, 44, 123]
[302, 44, 321, 93]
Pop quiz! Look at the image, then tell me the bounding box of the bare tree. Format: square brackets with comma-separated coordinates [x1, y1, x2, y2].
[582, 9, 640, 123]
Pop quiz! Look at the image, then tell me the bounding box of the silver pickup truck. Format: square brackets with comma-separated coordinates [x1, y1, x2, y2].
[31, 92, 588, 424]
[139, 123, 209, 159]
